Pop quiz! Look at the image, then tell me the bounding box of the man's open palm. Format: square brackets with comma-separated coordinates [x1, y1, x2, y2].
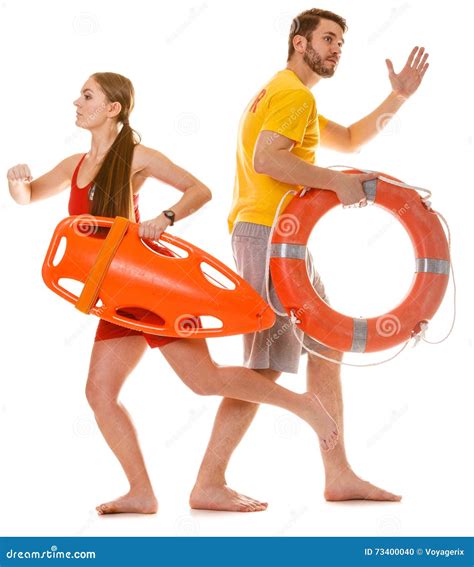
[386, 46, 429, 98]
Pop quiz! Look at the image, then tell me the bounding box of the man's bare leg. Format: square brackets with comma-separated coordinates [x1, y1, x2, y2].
[190, 368, 279, 512]
[307, 349, 401, 502]
[191, 352, 401, 511]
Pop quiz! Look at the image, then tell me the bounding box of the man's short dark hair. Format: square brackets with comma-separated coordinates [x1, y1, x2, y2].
[288, 8, 348, 61]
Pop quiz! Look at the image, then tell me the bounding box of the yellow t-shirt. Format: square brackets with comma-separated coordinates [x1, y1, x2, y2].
[228, 68, 328, 233]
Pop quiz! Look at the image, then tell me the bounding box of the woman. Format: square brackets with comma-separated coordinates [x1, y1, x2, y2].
[7, 72, 338, 515]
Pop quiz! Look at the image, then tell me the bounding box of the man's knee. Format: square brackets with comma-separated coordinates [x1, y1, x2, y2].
[182, 361, 221, 396]
[255, 368, 281, 382]
[308, 348, 343, 364]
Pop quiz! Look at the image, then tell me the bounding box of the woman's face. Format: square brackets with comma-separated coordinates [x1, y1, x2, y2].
[73, 77, 118, 129]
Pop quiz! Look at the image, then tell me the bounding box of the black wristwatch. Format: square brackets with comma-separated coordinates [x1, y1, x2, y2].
[162, 210, 175, 226]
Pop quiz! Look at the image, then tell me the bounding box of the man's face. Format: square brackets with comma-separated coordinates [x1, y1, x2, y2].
[303, 20, 344, 78]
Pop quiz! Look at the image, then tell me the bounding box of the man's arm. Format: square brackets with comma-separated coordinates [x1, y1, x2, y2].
[320, 46, 429, 153]
[253, 131, 376, 206]
[348, 91, 407, 151]
[319, 93, 405, 153]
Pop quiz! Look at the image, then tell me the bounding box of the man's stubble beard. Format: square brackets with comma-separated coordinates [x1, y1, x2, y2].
[303, 44, 335, 78]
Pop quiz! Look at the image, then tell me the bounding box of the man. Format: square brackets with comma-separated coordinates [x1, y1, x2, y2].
[190, 8, 429, 511]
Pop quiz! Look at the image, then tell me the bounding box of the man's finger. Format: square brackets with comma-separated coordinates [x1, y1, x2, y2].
[385, 58, 395, 74]
[412, 46, 425, 68]
[417, 52, 429, 70]
[407, 46, 418, 67]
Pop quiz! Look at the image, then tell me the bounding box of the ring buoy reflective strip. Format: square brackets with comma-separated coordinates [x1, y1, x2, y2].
[270, 170, 450, 353]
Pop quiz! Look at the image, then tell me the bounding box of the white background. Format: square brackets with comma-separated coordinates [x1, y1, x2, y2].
[0, 0, 473, 537]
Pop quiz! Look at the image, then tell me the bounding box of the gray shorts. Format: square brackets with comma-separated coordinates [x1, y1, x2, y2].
[231, 222, 330, 374]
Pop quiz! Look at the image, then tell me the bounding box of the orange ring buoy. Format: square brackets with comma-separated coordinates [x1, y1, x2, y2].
[270, 170, 450, 353]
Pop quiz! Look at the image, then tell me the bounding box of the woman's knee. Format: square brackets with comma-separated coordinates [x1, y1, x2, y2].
[85, 374, 119, 411]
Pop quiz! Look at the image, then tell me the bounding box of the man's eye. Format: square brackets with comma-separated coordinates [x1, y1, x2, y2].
[324, 37, 331, 42]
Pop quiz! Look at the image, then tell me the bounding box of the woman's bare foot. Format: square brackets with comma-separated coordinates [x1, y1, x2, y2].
[299, 392, 339, 452]
[190, 484, 268, 512]
[96, 490, 158, 515]
[325, 468, 402, 502]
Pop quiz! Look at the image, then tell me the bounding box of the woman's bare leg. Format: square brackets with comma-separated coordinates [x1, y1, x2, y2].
[160, 339, 338, 453]
[85, 335, 158, 515]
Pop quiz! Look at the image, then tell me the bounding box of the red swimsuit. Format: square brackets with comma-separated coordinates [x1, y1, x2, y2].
[68, 154, 178, 348]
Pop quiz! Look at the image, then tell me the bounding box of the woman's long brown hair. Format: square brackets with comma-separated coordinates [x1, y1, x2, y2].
[90, 72, 141, 221]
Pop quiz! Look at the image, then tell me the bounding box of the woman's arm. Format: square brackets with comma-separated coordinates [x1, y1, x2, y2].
[7, 154, 81, 205]
[133, 145, 212, 240]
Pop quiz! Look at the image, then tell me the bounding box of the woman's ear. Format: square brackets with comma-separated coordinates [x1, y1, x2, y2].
[108, 101, 122, 119]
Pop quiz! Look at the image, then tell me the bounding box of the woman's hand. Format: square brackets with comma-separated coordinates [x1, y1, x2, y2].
[138, 213, 172, 241]
[7, 164, 33, 183]
[7, 164, 33, 204]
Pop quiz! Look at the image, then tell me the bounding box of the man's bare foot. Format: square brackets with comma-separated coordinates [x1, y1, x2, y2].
[190, 484, 268, 512]
[325, 468, 402, 502]
[300, 392, 339, 452]
[96, 491, 158, 515]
